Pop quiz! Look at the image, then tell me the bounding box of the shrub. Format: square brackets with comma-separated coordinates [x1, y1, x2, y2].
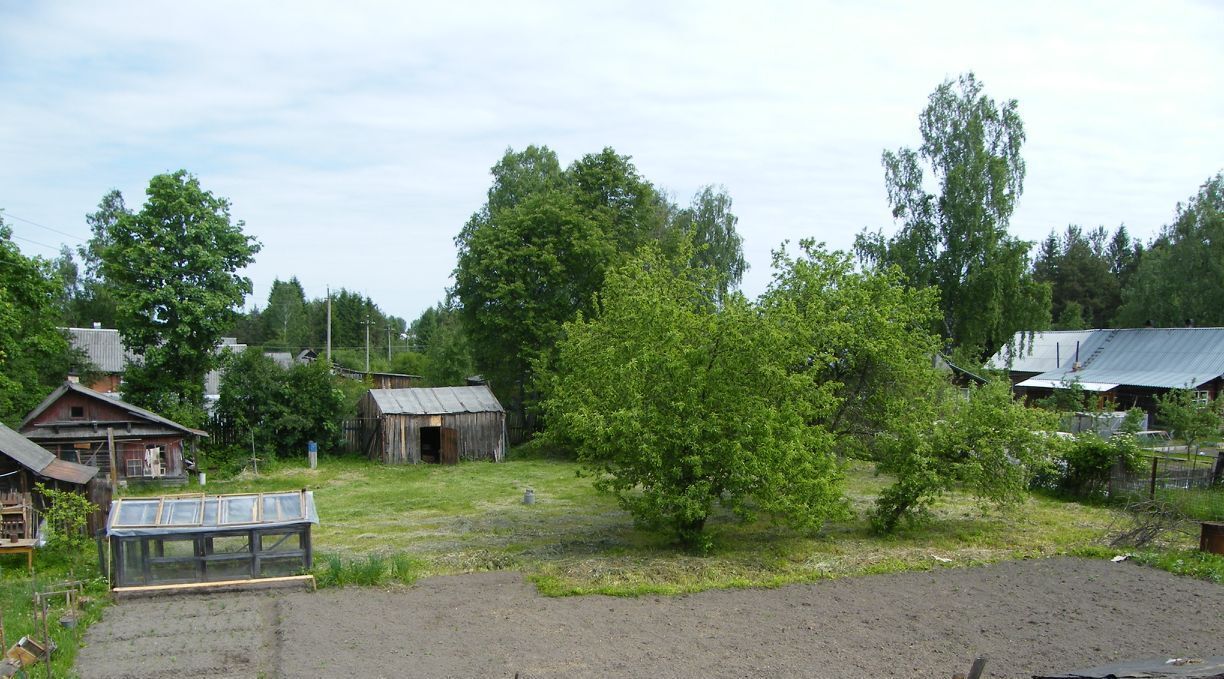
[1056, 433, 1141, 497]
[35, 482, 97, 553]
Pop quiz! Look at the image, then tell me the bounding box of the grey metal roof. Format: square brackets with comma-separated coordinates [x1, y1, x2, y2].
[0, 423, 98, 485]
[21, 381, 208, 437]
[369, 386, 504, 415]
[64, 327, 140, 373]
[1014, 327, 1224, 390]
[987, 330, 1104, 373]
[264, 352, 294, 369]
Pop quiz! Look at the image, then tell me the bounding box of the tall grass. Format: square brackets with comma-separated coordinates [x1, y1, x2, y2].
[1153, 487, 1224, 522]
[312, 551, 425, 588]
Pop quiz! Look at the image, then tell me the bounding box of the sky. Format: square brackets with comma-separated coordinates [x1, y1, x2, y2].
[1, 1, 1221, 323]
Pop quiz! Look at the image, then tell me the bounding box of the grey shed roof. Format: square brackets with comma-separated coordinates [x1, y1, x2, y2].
[64, 327, 140, 373]
[986, 330, 1104, 373]
[0, 422, 99, 485]
[1013, 327, 1224, 391]
[369, 386, 504, 415]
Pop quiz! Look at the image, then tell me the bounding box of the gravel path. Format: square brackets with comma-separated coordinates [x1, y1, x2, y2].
[76, 557, 1224, 678]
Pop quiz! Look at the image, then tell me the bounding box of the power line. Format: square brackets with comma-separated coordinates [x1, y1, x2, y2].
[9, 233, 67, 253]
[3, 212, 88, 243]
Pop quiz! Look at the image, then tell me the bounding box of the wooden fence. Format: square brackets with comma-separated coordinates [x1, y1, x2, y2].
[339, 418, 382, 456]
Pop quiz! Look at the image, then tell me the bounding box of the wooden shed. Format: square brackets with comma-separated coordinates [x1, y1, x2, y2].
[0, 422, 101, 544]
[358, 386, 506, 464]
[21, 381, 207, 484]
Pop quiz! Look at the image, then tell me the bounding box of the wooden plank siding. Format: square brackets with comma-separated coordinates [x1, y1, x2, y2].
[375, 412, 505, 464]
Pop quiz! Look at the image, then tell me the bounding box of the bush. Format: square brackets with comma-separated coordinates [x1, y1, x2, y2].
[35, 482, 97, 553]
[1054, 433, 1141, 497]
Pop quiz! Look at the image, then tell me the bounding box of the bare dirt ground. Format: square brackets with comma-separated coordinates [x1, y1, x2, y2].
[76, 557, 1223, 679]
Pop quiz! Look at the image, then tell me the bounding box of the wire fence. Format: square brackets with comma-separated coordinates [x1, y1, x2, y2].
[1110, 451, 1224, 499]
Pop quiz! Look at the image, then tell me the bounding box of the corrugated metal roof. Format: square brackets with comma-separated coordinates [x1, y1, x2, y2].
[1015, 327, 1224, 389]
[65, 327, 140, 373]
[369, 386, 504, 415]
[986, 330, 1103, 373]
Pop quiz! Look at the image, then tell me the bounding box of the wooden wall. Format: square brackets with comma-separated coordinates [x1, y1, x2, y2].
[376, 411, 505, 464]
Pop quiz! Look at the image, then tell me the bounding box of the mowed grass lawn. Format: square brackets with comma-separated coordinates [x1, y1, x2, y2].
[124, 454, 1197, 596]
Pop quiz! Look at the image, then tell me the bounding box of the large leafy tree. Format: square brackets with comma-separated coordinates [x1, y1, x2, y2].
[856, 72, 1049, 363]
[95, 171, 260, 417]
[1116, 172, 1224, 327]
[214, 348, 348, 458]
[761, 241, 943, 461]
[453, 146, 673, 414]
[0, 214, 74, 425]
[542, 247, 846, 549]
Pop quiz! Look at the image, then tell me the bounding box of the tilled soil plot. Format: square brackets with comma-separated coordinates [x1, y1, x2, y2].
[76, 557, 1223, 679]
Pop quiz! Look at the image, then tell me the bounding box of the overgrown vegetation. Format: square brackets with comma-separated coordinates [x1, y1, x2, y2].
[211, 348, 349, 459]
[1050, 433, 1142, 498]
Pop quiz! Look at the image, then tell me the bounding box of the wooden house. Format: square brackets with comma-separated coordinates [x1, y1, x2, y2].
[358, 386, 506, 464]
[64, 326, 137, 394]
[20, 382, 207, 484]
[0, 423, 99, 541]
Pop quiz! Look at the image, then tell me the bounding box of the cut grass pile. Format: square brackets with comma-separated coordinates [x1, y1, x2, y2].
[120, 455, 1205, 596]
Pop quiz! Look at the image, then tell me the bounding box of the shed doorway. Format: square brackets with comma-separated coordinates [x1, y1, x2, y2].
[419, 427, 458, 465]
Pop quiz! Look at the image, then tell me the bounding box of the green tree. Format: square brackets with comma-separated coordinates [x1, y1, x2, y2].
[870, 379, 1054, 532]
[1116, 173, 1224, 327]
[454, 146, 661, 413]
[262, 277, 310, 351]
[34, 482, 97, 552]
[668, 186, 747, 303]
[421, 307, 474, 386]
[214, 348, 349, 459]
[1032, 225, 1121, 328]
[94, 171, 260, 415]
[855, 72, 1049, 363]
[454, 146, 733, 421]
[761, 241, 944, 461]
[1156, 388, 1221, 456]
[0, 215, 74, 425]
[542, 247, 846, 549]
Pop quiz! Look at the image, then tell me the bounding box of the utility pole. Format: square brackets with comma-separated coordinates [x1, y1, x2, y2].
[364, 316, 371, 373]
[387, 326, 392, 362]
[325, 285, 332, 363]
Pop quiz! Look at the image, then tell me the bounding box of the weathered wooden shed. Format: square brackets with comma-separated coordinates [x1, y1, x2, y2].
[21, 381, 207, 483]
[358, 386, 506, 464]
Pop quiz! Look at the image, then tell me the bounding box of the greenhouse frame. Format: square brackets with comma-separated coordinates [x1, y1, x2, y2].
[106, 490, 318, 588]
